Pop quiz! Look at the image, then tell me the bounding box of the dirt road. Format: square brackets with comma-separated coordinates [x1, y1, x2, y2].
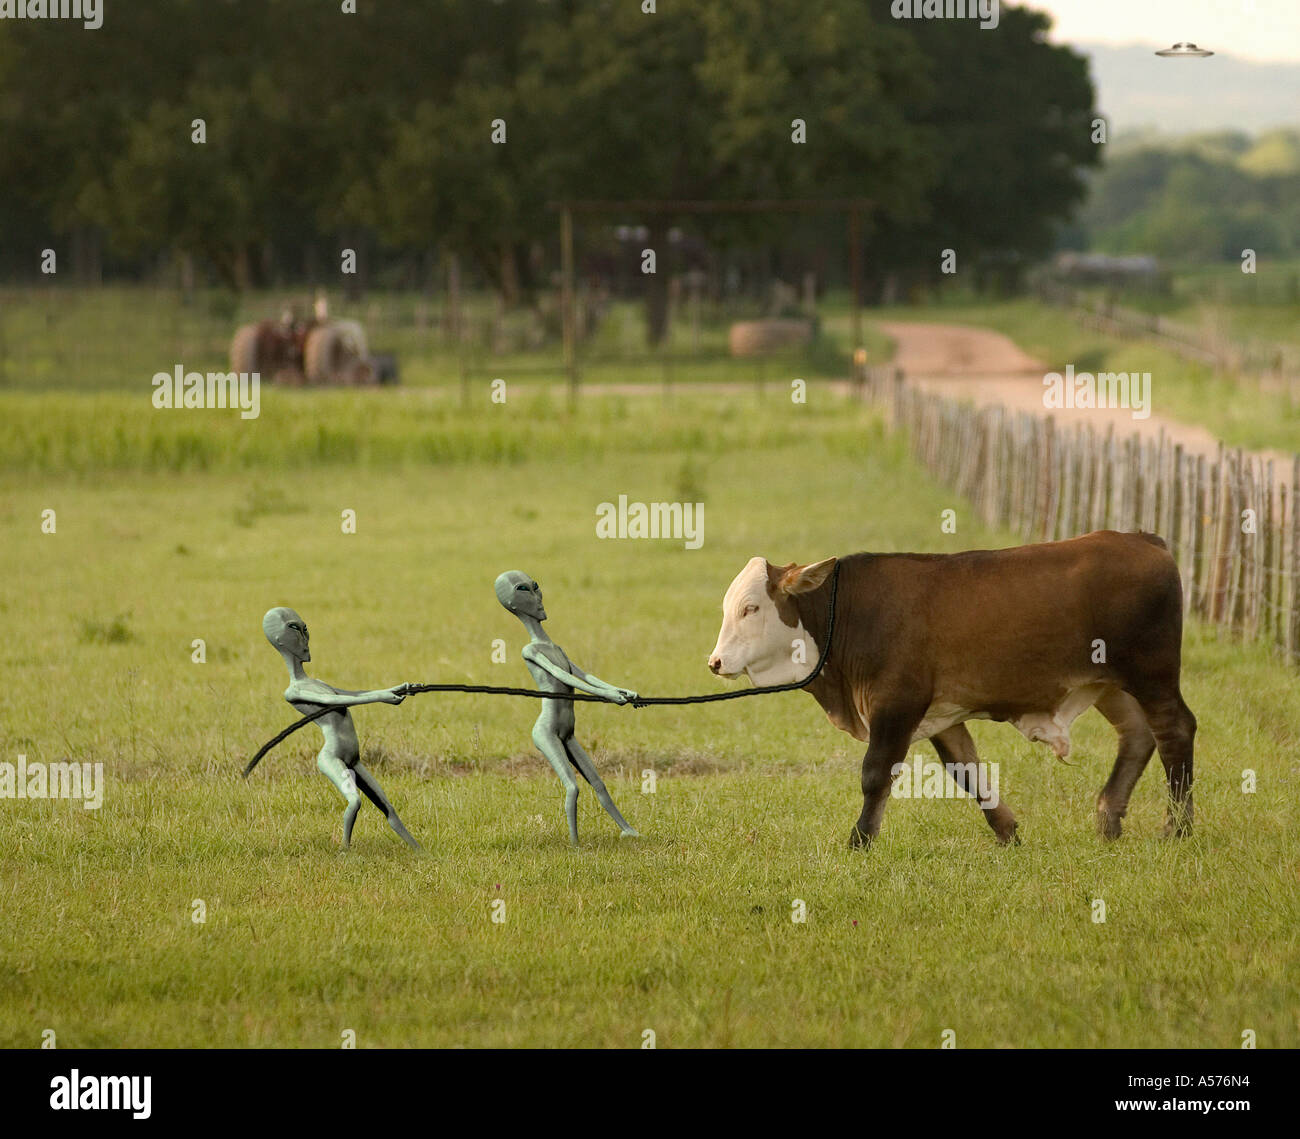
[880, 320, 1296, 478]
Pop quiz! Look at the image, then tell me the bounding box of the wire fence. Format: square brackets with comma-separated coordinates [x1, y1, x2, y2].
[1035, 280, 1300, 395]
[859, 365, 1300, 666]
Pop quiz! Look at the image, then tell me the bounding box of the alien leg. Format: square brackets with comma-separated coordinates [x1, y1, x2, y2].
[532, 726, 581, 846]
[566, 739, 638, 838]
[353, 763, 422, 851]
[317, 752, 361, 849]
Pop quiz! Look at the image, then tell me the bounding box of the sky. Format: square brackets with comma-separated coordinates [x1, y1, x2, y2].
[1031, 0, 1300, 64]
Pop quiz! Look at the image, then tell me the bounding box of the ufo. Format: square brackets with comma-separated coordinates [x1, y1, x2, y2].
[1155, 42, 1214, 57]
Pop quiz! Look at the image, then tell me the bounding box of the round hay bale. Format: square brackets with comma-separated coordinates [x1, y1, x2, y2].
[728, 318, 814, 357]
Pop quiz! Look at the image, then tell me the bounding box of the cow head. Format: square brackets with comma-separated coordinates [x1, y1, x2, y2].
[708, 556, 837, 685]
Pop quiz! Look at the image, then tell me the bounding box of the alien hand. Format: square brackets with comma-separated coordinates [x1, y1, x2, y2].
[382, 688, 407, 705]
[614, 688, 638, 705]
[392, 682, 412, 695]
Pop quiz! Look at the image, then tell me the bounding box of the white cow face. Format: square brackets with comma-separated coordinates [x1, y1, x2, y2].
[708, 556, 837, 686]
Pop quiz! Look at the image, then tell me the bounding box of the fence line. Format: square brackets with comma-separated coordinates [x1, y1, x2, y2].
[859, 365, 1300, 666]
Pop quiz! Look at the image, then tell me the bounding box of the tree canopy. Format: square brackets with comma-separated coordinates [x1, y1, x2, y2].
[1076, 130, 1300, 263]
[0, 0, 1100, 302]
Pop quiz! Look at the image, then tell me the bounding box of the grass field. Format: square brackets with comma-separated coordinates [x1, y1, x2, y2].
[3, 281, 1294, 457]
[1070, 259, 1300, 348]
[0, 285, 885, 393]
[2, 391, 1297, 1048]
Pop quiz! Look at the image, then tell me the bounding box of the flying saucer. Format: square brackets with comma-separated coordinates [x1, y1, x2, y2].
[1155, 42, 1214, 57]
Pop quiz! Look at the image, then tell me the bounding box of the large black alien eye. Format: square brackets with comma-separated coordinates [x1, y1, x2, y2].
[516, 584, 529, 591]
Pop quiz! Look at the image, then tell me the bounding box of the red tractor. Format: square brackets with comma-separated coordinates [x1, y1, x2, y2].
[229, 300, 381, 386]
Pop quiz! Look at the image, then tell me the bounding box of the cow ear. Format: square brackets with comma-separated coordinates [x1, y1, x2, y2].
[780, 557, 837, 595]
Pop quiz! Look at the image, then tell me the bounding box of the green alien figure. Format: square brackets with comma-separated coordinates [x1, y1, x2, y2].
[262, 607, 421, 851]
[495, 572, 640, 846]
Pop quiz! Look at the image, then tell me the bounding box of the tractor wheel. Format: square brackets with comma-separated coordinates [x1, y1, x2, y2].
[229, 324, 261, 375]
[303, 325, 346, 385]
[305, 321, 372, 385]
[331, 319, 369, 361]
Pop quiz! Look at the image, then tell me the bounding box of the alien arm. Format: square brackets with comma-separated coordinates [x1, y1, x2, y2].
[567, 660, 637, 698]
[524, 649, 635, 701]
[287, 682, 405, 708]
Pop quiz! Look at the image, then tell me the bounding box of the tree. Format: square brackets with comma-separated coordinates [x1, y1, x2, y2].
[522, 0, 933, 343]
[863, 2, 1101, 295]
[0, 0, 1106, 306]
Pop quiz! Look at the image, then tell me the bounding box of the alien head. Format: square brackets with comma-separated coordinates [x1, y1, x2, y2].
[263, 606, 311, 662]
[494, 571, 546, 622]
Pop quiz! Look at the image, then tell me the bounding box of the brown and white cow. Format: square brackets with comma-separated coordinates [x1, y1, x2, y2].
[707, 531, 1195, 848]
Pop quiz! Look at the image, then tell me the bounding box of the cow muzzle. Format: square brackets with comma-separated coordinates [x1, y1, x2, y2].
[708, 653, 742, 679]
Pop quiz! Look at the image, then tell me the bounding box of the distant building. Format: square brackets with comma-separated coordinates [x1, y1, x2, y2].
[1051, 252, 1169, 293]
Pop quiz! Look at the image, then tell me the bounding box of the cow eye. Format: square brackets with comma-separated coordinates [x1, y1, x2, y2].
[742, 604, 759, 618]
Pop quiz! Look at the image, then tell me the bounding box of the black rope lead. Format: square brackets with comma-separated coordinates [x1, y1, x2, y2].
[243, 562, 840, 778]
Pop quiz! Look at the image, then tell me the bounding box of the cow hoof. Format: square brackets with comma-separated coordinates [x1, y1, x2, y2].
[1161, 819, 1193, 839]
[848, 826, 873, 851]
[1097, 811, 1123, 840]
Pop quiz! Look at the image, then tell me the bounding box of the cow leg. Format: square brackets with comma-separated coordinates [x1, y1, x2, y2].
[931, 724, 1018, 845]
[850, 708, 922, 850]
[1130, 690, 1196, 838]
[1093, 689, 1157, 839]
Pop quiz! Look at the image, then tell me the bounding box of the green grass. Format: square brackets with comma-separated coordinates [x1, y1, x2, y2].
[0, 385, 878, 475]
[1, 391, 1297, 1047]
